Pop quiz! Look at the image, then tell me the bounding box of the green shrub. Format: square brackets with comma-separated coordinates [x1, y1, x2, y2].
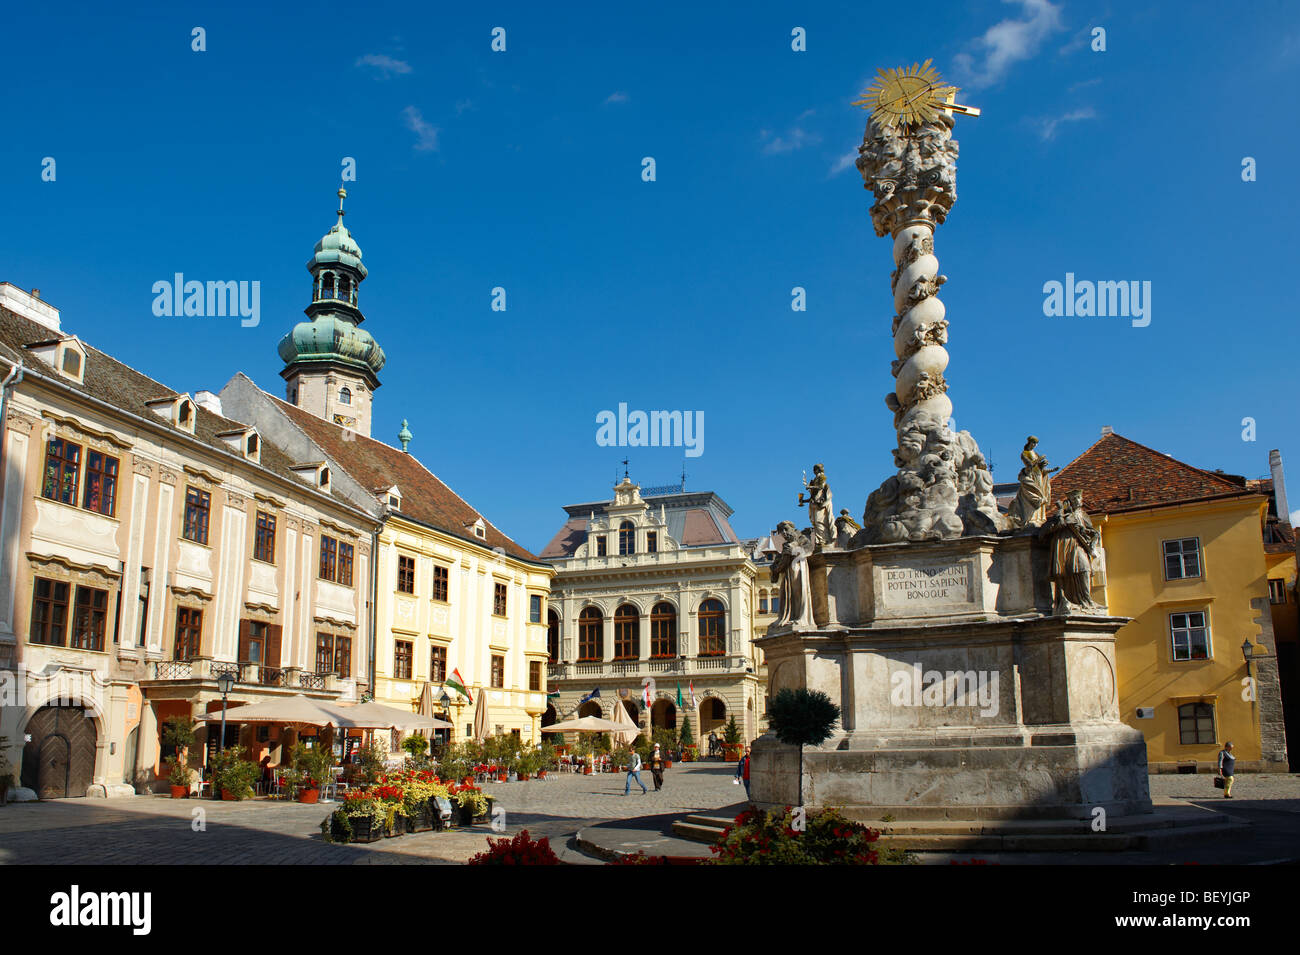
[723, 714, 743, 745]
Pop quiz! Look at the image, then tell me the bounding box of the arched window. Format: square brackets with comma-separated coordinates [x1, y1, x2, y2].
[578, 607, 603, 662]
[698, 598, 725, 656]
[619, 520, 636, 555]
[614, 604, 640, 660]
[650, 602, 677, 658]
[338, 276, 351, 301]
[547, 610, 560, 663]
[321, 272, 335, 300]
[339, 386, 352, 405]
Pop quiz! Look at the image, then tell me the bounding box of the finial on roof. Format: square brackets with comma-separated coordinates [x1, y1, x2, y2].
[398, 418, 412, 452]
[337, 186, 347, 221]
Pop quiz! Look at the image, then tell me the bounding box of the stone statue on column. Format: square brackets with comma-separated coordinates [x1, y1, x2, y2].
[768, 521, 816, 630]
[1040, 490, 1102, 613]
[1007, 436, 1059, 529]
[855, 100, 1003, 543]
[798, 464, 835, 549]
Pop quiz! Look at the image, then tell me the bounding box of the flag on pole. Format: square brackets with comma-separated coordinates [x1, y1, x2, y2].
[579, 687, 601, 705]
[642, 678, 654, 709]
[675, 682, 683, 707]
[546, 690, 561, 700]
[447, 668, 472, 704]
[689, 681, 697, 709]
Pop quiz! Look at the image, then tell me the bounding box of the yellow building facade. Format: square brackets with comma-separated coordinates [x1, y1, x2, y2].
[1054, 433, 1289, 772]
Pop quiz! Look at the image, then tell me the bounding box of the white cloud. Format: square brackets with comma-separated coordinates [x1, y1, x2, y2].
[761, 125, 820, 155]
[402, 106, 439, 151]
[604, 91, 629, 104]
[952, 0, 1064, 89]
[829, 150, 859, 176]
[356, 54, 412, 78]
[1038, 106, 1096, 140]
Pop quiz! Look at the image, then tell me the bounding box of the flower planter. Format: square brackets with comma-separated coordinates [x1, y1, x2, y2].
[221, 788, 235, 801]
[583, 767, 592, 775]
[517, 773, 529, 781]
[497, 775, 508, 783]
[387, 813, 409, 837]
[664, 761, 673, 769]
[170, 785, 188, 799]
[298, 788, 320, 804]
[409, 804, 434, 832]
[537, 770, 547, 779]
[337, 815, 382, 843]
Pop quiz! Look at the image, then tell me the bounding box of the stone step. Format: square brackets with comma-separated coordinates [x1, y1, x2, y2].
[671, 810, 1246, 852]
[671, 821, 728, 844]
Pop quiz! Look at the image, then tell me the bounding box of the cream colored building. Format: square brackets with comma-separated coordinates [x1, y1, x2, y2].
[540, 477, 763, 746]
[0, 283, 373, 798]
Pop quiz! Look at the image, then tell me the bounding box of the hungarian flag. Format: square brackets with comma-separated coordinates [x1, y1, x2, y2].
[688, 681, 697, 709]
[675, 682, 683, 707]
[446, 668, 472, 703]
[546, 690, 561, 700]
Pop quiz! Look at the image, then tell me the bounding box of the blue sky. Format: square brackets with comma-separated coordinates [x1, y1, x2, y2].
[4, 1, 1299, 550]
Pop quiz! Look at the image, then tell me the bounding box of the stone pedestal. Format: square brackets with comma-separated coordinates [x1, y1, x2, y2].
[753, 535, 1153, 822]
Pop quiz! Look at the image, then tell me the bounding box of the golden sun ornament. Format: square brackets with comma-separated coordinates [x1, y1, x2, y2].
[853, 60, 980, 127]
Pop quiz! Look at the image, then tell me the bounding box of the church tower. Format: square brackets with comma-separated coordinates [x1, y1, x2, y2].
[277, 188, 385, 438]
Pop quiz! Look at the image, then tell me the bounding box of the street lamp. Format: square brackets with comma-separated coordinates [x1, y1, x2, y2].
[1241, 638, 1257, 674]
[214, 670, 235, 800]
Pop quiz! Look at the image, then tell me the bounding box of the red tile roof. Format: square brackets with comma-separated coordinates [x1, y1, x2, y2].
[1052, 433, 1262, 516]
[267, 394, 543, 564]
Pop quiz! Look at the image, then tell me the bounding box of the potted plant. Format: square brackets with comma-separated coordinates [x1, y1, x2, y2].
[767, 688, 841, 808]
[292, 743, 335, 804]
[164, 754, 193, 797]
[212, 747, 259, 800]
[161, 714, 197, 795]
[682, 744, 698, 762]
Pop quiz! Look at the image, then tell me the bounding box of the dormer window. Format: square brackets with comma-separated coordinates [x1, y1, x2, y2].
[23, 336, 86, 384]
[290, 461, 331, 492]
[217, 427, 261, 462]
[319, 467, 331, 491]
[472, 518, 486, 541]
[61, 348, 81, 378]
[146, 394, 196, 433]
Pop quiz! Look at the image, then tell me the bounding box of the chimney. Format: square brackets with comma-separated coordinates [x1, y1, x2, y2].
[1100, 425, 1113, 436]
[1270, 450, 1291, 525]
[194, 390, 223, 417]
[0, 283, 60, 332]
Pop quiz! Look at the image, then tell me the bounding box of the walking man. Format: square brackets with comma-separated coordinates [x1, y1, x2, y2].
[624, 748, 647, 796]
[649, 743, 665, 791]
[735, 745, 752, 803]
[1217, 740, 1236, 798]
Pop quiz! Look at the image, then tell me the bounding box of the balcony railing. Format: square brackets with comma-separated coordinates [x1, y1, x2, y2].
[147, 658, 343, 694]
[547, 655, 749, 680]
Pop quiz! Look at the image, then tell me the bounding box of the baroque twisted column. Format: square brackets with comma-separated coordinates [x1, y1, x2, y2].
[856, 113, 1002, 542]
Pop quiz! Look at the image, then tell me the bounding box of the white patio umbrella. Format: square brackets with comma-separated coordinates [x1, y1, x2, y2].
[195, 694, 364, 727]
[537, 714, 628, 734]
[472, 691, 490, 741]
[610, 699, 639, 747]
[325, 699, 452, 732]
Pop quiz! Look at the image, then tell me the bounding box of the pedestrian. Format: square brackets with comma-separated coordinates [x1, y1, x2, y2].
[734, 744, 751, 802]
[649, 743, 665, 791]
[624, 747, 648, 796]
[1217, 740, 1235, 798]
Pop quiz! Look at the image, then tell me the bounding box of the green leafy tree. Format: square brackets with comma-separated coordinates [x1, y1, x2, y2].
[767, 688, 841, 807]
[679, 717, 693, 750]
[401, 734, 429, 760]
[723, 714, 743, 745]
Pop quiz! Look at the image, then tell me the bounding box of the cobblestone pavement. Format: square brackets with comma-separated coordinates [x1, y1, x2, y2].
[0, 762, 743, 865]
[1, 767, 1295, 865]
